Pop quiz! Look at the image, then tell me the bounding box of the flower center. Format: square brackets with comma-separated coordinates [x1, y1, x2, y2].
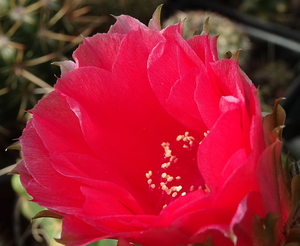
[146, 131, 209, 212]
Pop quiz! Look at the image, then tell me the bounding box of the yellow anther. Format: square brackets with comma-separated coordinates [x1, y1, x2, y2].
[175, 186, 183, 192]
[167, 176, 174, 182]
[172, 192, 178, 198]
[161, 162, 171, 168]
[162, 185, 168, 191]
[176, 135, 183, 141]
[204, 184, 211, 193]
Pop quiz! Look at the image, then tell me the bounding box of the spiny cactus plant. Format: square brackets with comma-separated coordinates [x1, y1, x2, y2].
[240, 0, 288, 23]
[253, 60, 295, 106]
[0, 0, 108, 124]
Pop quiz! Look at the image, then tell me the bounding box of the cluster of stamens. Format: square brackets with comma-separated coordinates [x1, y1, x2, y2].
[145, 131, 211, 210]
[176, 131, 196, 149]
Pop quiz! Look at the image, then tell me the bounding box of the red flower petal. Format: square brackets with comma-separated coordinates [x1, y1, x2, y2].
[148, 25, 207, 134]
[187, 34, 217, 64]
[257, 141, 290, 222]
[108, 15, 149, 34]
[73, 33, 124, 70]
[197, 109, 246, 191]
[58, 216, 107, 246]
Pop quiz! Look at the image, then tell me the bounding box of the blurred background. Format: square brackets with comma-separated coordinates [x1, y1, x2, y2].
[1, 0, 300, 245]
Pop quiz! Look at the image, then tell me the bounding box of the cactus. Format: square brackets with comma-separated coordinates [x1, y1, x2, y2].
[240, 0, 288, 23]
[0, 0, 109, 123]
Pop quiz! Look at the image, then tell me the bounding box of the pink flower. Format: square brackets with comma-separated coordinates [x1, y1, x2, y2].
[15, 7, 290, 246]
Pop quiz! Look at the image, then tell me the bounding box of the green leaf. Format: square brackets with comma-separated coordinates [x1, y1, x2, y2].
[284, 243, 300, 246]
[283, 156, 292, 198]
[263, 98, 286, 146]
[201, 17, 210, 35]
[32, 210, 63, 220]
[11, 174, 30, 198]
[285, 226, 300, 244]
[11, 175, 62, 246]
[193, 235, 215, 246]
[87, 239, 117, 246]
[252, 213, 280, 246]
[148, 4, 163, 30]
[284, 174, 300, 243]
[6, 141, 21, 150]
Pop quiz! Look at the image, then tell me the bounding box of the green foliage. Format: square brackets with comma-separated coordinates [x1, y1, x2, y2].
[12, 174, 62, 246]
[87, 239, 117, 246]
